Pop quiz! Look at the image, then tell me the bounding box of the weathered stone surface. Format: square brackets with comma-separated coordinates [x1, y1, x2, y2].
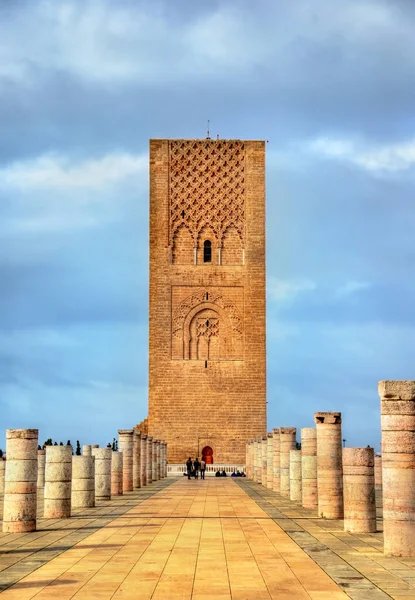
[37, 450, 46, 489]
[118, 429, 134, 493]
[379, 380, 415, 557]
[301, 427, 317, 510]
[280, 428, 296, 497]
[315, 412, 343, 519]
[148, 139, 266, 465]
[140, 435, 147, 486]
[0, 458, 5, 494]
[261, 436, 267, 486]
[272, 429, 280, 493]
[266, 433, 273, 489]
[343, 447, 376, 533]
[91, 447, 111, 501]
[3, 429, 38, 533]
[72, 455, 95, 509]
[147, 436, 153, 484]
[44, 445, 72, 519]
[111, 451, 123, 496]
[82, 445, 92, 456]
[133, 430, 141, 489]
[289, 449, 302, 502]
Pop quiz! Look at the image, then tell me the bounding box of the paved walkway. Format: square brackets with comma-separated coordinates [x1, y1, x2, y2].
[0, 478, 414, 600]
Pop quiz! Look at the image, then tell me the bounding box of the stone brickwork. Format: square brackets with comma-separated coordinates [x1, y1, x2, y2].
[148, 139, 266, 463]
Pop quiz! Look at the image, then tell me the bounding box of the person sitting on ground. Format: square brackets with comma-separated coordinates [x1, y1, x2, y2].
[236, 471, 241, 477]
[221, 470, 227, 477]
[231, 471, 236, 477]
[215, 470, 221, 477]
[241, 471, 246, 477]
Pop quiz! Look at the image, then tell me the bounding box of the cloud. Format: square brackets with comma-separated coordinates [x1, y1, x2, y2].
[0, 151, 147, 191]
[267, 277, 317, 303]
[335, 281, 372, 297]
[308, 136, 415, 173]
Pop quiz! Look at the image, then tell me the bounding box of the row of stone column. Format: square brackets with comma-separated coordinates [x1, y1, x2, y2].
[1, 428, 168, 534]
[246, 380, 415, 557]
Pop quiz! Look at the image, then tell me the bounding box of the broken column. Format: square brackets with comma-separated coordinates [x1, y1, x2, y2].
[379, 380, 415, 556]
[72, 455, 95, 509]
[140, 434, 147, 486]
[280, 428, 297, 497]
[301, 427, 317, 510]
[163, 441, 168, 477]
[261, 435, 267, 486]
[147, 436, 153, 484]
[152, 439, 158, 482]
[111, 451, 123, 496]
[157, 441, 161, 480]
[272, 429, 280, 493]
[375, 455, 382, 492]
[253, 439, 259, 482]
[2, 429, 38, 533]
[37, 449, 46, 489]
[44, 444, 72, 519]
[290, 449, 302, 502]
[0, 458, 5, 494]
[83, 445, 92, 456]
[315, 412, 343, 519]
[266, 433, 273, 489]
[92, 447, 112, 501]
[118, 429, 134, 493]
[343, 447, 376, 533]
[133, 430, 141, 489]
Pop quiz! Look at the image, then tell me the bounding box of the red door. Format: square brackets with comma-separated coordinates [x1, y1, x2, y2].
[202, 446, 213, 464]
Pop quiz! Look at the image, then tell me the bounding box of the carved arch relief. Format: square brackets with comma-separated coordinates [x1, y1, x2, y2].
[171, 290, 243, 360]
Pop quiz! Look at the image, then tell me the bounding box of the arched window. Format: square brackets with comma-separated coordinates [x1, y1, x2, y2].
[203, 240, 212, 263]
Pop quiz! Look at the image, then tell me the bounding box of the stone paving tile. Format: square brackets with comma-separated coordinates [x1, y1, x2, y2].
[235, 479, 415, 600]
[1, 479, 351, 600]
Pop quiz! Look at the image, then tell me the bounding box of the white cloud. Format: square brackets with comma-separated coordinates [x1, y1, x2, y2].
[0, 0, 413, 88]
[0, 152, 147, 192]
[308, 136, 415, 173]
[267, 277, 317, 302]
[336, 281, 372, 297]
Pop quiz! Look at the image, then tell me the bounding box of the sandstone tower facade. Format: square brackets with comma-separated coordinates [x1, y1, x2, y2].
[148, 138, 266, 464]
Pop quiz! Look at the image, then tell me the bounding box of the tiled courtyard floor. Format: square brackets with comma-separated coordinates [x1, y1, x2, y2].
[0, 478, 414, 599]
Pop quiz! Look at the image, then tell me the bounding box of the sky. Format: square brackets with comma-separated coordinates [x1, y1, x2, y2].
[1, 0, 414, 453]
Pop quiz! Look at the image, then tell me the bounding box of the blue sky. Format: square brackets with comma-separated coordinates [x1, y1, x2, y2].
[1, 0, 414, 452]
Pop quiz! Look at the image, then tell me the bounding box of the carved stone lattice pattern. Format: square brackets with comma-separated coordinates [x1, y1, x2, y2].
[172, 290, 242, 340]
[169, 140, 245, 247]
[196, 318, 219, 338]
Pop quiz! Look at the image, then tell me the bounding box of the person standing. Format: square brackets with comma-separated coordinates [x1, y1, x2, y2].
[200, 458, 206, 480]
[186, 457, 193, 480]
[194, 457, 200, 479]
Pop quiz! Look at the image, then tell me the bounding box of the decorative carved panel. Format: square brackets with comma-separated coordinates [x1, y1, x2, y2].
[169, 140, 245, 251]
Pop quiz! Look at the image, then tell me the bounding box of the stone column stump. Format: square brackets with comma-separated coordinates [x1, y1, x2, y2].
[3, 429, 38, 532]
[315, 412, 343, 519]
[272, 429, 280, 493]
[92, 447, 112, 501]
[152, 440, 158, 482]
[0, 458, 5, 495]
[290, 449, 302, 502]
[266, 433, 273, 489]
[140, 435, 147, 486]
[379, 380, 415, 556]
[83, 445, 92, 456]
[37, 449, 46, 489]
[147, 436, 153, 484]
[301, 427, 317, 510]
[111, 452, 123, 496]
[280, 428, 297, 497]
[157, 441, 161, 481]
[72, 455, 95, 509]
[44, 445, 72, 519]
[133, 430, 141, 489]
[261, 436, 267, 486]
[118, 429, 134, 493]
[343, 447, 376, 533]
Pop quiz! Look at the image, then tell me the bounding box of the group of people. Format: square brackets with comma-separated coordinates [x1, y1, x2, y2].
[185, 457, 246, 479]
[185, 457, 206, 479]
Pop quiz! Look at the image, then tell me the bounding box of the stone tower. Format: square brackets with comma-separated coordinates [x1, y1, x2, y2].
[148, 138, 266, 464]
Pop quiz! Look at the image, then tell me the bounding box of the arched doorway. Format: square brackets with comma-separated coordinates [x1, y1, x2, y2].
[202, 446, 213, 464]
